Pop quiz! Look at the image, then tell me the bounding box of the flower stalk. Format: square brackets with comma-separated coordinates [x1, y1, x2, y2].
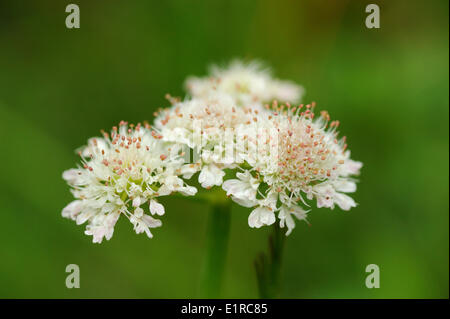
[255, 223, 286, 298]
[199, 195, 231, 298]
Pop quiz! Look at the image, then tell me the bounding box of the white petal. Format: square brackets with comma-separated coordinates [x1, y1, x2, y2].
[198, 165, 224, 188]
[62, 169, 83, 184]
[132, 197, 141, 207]
[130, 214, 162, 238]
[316, 196, 334, 209]
[76, 210, 93, 225]
[179, 185, 198, 196]
[180, 164, 200, 179]
[279, 205, 309, 236]
[231, 196, 258, 208]
[291, 205, 309, 220]
[104, 212, 120, 240]
[346, 159, 363, 175]
[334, 193, 357, 211]
[261, 208, 276, 225]
[142, 214, 162, 228]
[156, 185, 172, 196]
[333, 180, 357, 193]
[149, 200, 165, 216]
[248, 208, 262, 228]
[248, 206, 275, 228]
[222, 179, 244, 196]
[62, 200, 82, 220]
[259, 191, 278, 210]
[85, 225, 107, 244]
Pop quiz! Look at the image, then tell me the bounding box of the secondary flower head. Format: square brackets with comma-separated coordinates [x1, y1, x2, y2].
[154, 93, 254, 188]
[185, 60, 304, 109]
[154, 93, 251, 148]
[62, 121, 197, 243]
[223, 102, 362, 234]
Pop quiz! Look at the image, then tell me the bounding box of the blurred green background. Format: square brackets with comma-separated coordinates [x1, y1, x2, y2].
[0, 0, 448, 298]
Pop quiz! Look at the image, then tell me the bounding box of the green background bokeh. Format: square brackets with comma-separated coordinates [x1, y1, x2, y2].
[0, 0, 448, 298]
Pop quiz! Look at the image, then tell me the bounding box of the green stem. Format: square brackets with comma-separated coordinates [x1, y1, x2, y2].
[255, 223, 286, 298]
[200, 199, 231, 298]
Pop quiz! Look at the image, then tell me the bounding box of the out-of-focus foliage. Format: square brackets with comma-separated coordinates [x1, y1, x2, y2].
[0, 0, 448, 298]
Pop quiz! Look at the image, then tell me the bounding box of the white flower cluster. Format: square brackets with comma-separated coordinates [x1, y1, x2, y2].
[62, 60, 362, 242]
[223, 103, 362, 235]
[185, 60, 304, 109]
[62, 121, 196, 243]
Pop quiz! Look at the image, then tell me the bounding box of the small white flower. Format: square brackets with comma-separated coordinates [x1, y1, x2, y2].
[62, 169, 85, 185]
[279, 205, 309, 236]
[185, 60, 304, 108]
[132, 197, 142, 208]
[334, 193, 357, 211]
[198, 164, 225, 188]
[149, 199, 165, 216]
[130, 213, 162, 239]
[222, 170, 259, 207]
[62, 200, 82, 220]
[84, 211, 120, 243]
[313, 181, 357, 211]
[248, 206, 276, 228]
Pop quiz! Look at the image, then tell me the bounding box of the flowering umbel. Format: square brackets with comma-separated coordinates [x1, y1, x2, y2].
[222, 102, 362, 235]
[62, 60, 362, 242]
[185, 60, 304, 109]
[62, 121, 196, 243]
